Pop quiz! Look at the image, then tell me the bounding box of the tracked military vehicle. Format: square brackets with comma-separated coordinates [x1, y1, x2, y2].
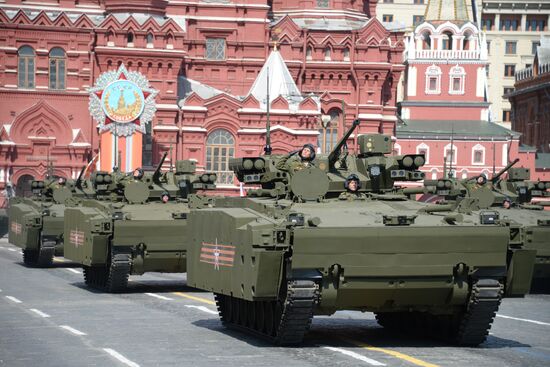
[8, 169, 90, 267]
[406, 163, 549, 293]
[63, 155, 217, 292]
[186, 120, 511, 346]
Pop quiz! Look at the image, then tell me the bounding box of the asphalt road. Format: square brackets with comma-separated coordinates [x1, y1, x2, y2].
[1, 237, 550, 367]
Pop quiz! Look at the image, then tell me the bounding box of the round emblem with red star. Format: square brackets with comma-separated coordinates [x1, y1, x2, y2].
[88, 65, 157, 136]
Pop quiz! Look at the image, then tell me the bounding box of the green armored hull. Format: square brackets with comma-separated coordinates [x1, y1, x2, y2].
[187, 194, 510, 346]
[186, 120, 516, 346]
[64, 200, 189, 274]
[8, 197, 64, 266]
[62, 157, 216, 292]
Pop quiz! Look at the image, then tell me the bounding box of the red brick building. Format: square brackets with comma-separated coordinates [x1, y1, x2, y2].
[396, 0, 546, 181]
[0, 0, 406, 202]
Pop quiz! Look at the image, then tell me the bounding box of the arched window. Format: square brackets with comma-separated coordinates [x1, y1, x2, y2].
[416, 143, 430, 164]
[318, 109, 341, 153]
[166, 33, 174, 49]
[127, 32, 134, 46]
[306, 46, 313, 60]
[146, 32, 154, 47]
[441, 31, 453, 50]
[472, 143, 485, 165]
[421, 31, 431, 50]
[49, 47, 66, 90]
[324, 46, 331, 61]
[343, 47, 350, 61]
[18, 46, 35, 88]
[444, 143, 457, 165]
[425, 64, 441, 94]
[206, 129, 235, 185]
[16, 174, 35, 197]
[449, 64, 465, 94]
[106, 30, 115, 46]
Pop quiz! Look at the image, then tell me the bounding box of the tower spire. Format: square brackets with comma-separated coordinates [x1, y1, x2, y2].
[424, 0, 470, 22]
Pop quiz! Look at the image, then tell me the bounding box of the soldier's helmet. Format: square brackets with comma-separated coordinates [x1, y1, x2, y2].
[298, 144, 316, 161]
[133, 168, 144, 180]
[344, 174, 362, 191]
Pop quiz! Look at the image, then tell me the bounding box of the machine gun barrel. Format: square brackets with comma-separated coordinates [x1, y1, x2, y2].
[153, 152, 168, 183]
[75, 166, 86, 189]
[491, 158, 520, 183]
[328, 119, 360, 168]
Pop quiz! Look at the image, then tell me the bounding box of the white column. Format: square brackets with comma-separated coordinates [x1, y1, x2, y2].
[0, 169, 4, 183]
[494, 14, 500, 31]
[521, 14, 527, 31]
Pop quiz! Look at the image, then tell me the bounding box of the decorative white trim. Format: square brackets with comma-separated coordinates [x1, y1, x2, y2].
[471, 143, 485, 165]
[444, 143, 458, 165]
[407, 66, 417, 97]
[180, 106, 208, 112]
[416, 143, 430, 164]
[425, 64, 441, 94]
[181, 126, 207, 132]
[448, 64, 466, 95]
[237, 126, 319, 136]
[502, 144, 508, 166]
[153, 125, 179, 131]
[393, 142, 401, 155]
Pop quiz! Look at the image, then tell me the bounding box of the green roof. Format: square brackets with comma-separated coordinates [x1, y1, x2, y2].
[397, 119, 520, 140]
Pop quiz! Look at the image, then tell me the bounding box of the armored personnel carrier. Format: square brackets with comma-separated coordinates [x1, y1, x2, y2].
[407, 164, 549, 294]
[8, 169, 90, 267]
[63, 156, 217, 292]
[186, 120, 511, 346]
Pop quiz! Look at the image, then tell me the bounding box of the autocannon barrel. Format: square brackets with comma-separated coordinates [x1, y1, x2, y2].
[328, 119, 360, 168]
[491, 158, 520, 183]
[153, 152, 169, 183]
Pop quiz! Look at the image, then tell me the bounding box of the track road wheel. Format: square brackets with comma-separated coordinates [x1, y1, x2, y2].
[36, 239, 55, 267]
[452, 279, 503, 346]
[213, 280, 319, 345]
[22, 249, 39, 266]
[104, 252, 131, 293]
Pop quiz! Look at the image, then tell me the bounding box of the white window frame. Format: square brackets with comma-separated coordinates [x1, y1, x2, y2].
[444, 143, 457, 165]
[416, 143, 430, 164]
[449, 64, 465, 95]
[393, 143, 401, 155]
[472, 143, 485, 165]
[425, 64, 441, 94]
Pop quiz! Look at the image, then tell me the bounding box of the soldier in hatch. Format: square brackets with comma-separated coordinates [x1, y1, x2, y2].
[339, 174, 366, 201]
[276, 144, 316, 173]
[133, 168, 144, 180]
[476, 174, 487, 186]
[502, 197, 512, 209]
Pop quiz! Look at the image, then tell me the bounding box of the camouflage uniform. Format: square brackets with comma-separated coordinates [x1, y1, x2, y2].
[276, 154, 314, 173]
[338, 191, 366, 201]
